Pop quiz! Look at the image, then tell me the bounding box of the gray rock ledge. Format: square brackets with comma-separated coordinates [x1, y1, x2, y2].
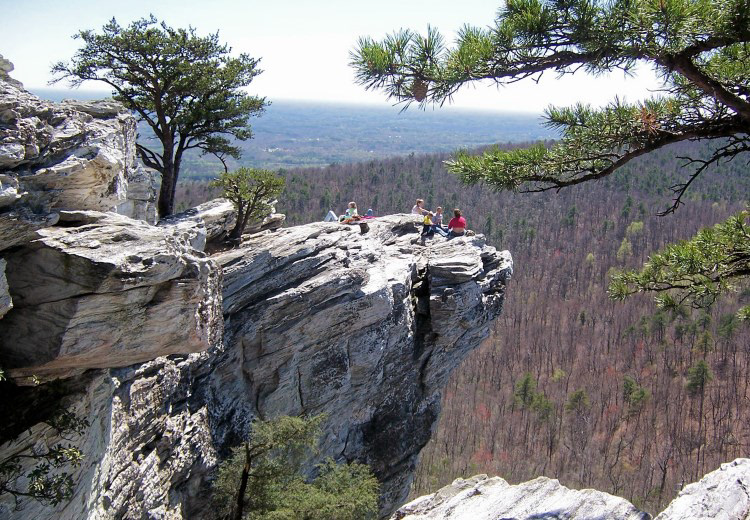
[392, 474, 649, 520]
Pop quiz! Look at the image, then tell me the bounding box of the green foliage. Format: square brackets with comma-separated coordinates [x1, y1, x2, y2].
[514, 373, 555, 422]
[531, 393, 555, 423]
[52, 15, 267, 217]
[616, 237, 633, 261]
[623, 376, 649, 415]
[274, 459, 380, 520]
[626, 221, 644, 236]
[565, 389, 591, 414]
[696, 330, 714, 354]
[514, 372, 537, 409]
[0, 409, 88, 506]
[686, 360, 713, 395]
[717, 313, 738, 339]
[551, 368, 567, 382]
[212, 415, 379, 520]
[210, 168, 285, 241]
[562, 205, 577, 227]
[352, 0, 750, 314]
[609, 209, 750, 317]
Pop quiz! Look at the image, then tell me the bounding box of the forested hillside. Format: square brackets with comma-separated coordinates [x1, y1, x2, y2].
[176, 140, 748, 514]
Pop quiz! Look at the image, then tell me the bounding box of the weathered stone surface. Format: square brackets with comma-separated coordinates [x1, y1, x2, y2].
[0, 206, 59, 252]
[0, 214, 511, 519]
[0, 173, 21, 208]
[114, 164, 157, 223]
[159, 197, 238, 250]
[0, 54, 22, 88]
[655, 458, 750, 520]
[244, 212, 286, 235]
[212, 215, 512, 515]
[0, 353, 217, 520]
[0, 76, 156, 222]
[0, 211, 222, 381]
[392, 474, 650, 520]
[0, 258, 10, 318]
[160, 198, 287, 248]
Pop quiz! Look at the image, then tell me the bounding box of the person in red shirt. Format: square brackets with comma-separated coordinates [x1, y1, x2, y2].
[448, 208, 467, 238]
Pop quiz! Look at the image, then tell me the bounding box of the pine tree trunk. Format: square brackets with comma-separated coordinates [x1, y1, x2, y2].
[230, 442, 252, 520]
[158, 164, 176, 218]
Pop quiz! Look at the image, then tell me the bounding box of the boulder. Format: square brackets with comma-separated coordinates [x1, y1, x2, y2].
[655, 458, 750, 520]
[158, 198, 237, 250]
[0, 211, 222, 381]
[392, 474, 650, 520]
[243, 212, 286, 235]
[160, 198, 287, 249]
[0, 54, 22, 88]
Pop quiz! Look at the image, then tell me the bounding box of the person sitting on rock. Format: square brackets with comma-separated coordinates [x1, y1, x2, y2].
[448, 208, 467, 238]
[411, 199, 429, 216]
[341, 201, 360, 223]
[432, 206, 448, 237]
[421, 211, 435, 237]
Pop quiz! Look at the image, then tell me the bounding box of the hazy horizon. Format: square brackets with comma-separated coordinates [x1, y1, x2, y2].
[28, 87, 545, 116]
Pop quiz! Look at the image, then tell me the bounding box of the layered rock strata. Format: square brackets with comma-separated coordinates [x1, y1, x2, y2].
[392, 474, 650, 520]
[0, 215, 512, 519]
[0, 210, 222, 382]
[212, 216, 511, 515]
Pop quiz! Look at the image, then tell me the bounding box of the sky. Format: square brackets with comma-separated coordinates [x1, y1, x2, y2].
[1, 0, 664, 114]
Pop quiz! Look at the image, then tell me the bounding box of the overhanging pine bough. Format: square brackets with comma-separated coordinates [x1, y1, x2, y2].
[51, 15, 267, 218]
[351, 0, 750, 316]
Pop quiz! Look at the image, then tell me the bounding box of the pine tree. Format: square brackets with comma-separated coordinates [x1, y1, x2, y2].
[212, 415, 379, 520]
[351, 0, 750, 317]
[52, 16, 267, 218]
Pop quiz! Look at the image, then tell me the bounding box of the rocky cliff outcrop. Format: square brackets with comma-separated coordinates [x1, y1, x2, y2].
[0, 210, 222, 382]
[210, 216, 511, 515]
[0, 258, 10, 318]
[0, 205, 511, 519]
[393, 459, 750, 520]
[0, 62, 746, 520]
[0, 66, 156, 229]
[391, 459, 750, 520]
[392, 474, 650, 520]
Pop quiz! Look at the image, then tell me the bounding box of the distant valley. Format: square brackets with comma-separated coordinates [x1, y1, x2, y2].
[31, 88, 556, 176]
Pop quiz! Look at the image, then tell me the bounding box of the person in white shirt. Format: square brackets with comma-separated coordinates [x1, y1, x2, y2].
[411, 199, 429, 215]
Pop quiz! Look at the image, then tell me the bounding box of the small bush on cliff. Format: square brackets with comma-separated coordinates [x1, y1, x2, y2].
[213, 414, 379, 520]
[210, 167, 285, 242]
